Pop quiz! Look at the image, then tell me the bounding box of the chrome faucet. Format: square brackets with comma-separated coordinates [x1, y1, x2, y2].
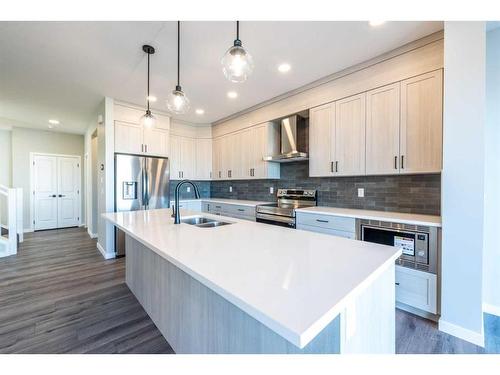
[172, 180, 201, 224]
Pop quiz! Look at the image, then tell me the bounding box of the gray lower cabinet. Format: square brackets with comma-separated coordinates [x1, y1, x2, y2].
[202, 201, 256, 221]
[296, 212, 356, 239]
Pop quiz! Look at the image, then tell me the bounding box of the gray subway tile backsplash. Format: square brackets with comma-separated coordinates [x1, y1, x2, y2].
[209, 161, 441, 215]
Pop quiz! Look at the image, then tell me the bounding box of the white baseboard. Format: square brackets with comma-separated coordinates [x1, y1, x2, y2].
[96, 242, 115, 260]
[87, 228, 98, 239]
[439, 319, 485, 347]
[483, 303, 500, 317]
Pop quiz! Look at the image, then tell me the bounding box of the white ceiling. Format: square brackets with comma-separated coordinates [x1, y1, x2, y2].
[0, 21, 443, 134]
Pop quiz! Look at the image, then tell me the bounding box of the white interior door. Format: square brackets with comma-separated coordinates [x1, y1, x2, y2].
[34, 155, 58, 230]
[33, 154, 80, 230]
[57, 157, 80, 228]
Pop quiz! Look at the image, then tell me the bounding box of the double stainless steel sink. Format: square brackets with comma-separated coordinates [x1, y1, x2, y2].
[180, 216, 232, 228]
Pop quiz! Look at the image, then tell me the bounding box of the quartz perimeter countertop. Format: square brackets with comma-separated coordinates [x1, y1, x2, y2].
[103, 208, 401, 348]
[296, 206, 441, 227]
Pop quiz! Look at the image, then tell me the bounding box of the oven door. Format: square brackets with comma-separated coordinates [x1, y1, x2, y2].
[361, 225, 429, 264]
[256, 213, 296, 228]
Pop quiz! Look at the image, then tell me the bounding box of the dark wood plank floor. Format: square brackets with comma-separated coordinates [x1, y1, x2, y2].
[0, 227, 173, 354]
[0, 227, 487, 354]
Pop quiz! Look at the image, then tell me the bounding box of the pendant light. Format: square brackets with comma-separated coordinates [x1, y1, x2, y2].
[221, 21, 254, 83]
[166, 21, 190, 114]
[140, 45, 156, 128]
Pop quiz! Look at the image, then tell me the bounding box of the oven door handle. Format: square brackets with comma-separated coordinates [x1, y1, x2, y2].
[256, 212, 295, 224]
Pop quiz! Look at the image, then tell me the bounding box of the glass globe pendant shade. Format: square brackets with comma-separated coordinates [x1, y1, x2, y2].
[166, 86, 190, 114]
[140, 109, 156, 128]
[221, 41, 254, 83]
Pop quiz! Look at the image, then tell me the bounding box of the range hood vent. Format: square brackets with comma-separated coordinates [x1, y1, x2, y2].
[264, 114, 308, 163]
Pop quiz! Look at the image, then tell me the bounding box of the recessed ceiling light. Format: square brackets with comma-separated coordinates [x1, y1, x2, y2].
[278, 63, 291, 73]
[147, 95, 157, 102]
[48, 119, 60, 125]
[195, 109, 205, 115]
[227, 91, 238, 99]
[369, 21, 386, 27]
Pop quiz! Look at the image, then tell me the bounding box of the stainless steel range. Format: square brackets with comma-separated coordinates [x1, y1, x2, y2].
[256, 189, 317, 228]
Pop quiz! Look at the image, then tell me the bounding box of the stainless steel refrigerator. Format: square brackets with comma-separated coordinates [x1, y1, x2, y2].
[114, 153, 170, 256]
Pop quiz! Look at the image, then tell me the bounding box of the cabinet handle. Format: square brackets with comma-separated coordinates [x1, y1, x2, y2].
[145, 144, 148, 153]
[219, 171, 221, 178]
[210, 171, 212, 178]
[215, 206, 221, 209]
[401, 155, 404, 169]
[395, 282, 400, 286]
[228, 170, 231, 178]
[330, 161, 334, 173]
[141, 144, 144, 152]
[316, 219, 329, 223]
[335, 161, 338, 173]
[394, 156, 398, 169]
[237, 208, 245, 212]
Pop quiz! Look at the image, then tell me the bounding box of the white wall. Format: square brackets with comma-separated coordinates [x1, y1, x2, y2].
[96, 97, 115, 259]
[0, 129, 12, 225]
[440, 22, 486, 345]
[483, 26, 500, 314]
[11, 127, 85, 231]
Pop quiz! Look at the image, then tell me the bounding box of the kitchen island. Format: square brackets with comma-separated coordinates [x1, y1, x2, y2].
[104, 208, 401, 354]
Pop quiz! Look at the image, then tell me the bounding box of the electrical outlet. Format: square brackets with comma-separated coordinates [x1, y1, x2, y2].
[358, 188, 365, 198]
[229, 186, 233, 192]
[270, 187, 274, 194]
[187, 186, 191, 193]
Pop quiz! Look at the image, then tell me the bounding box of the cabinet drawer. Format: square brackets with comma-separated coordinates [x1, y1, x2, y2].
[225, 204, 256, 218]
[297, 223, 355, 239]
[395, 266, 437, 314]
[296, 212, 356, 233]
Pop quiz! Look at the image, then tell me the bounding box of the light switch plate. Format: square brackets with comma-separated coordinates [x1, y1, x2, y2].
[270, 187, 274, 194]
[229, 186, 233, 192]
[358, 188, 364, 198]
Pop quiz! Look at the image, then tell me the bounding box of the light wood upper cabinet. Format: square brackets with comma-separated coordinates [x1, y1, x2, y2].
[195, 138, 212, 180]
[400, 70, 443, 174]
[114, 121, 143, 155]
[366, 82, 401, 175]
[143, 126, 169, 157]
[309, 103, 335, 177]
[335, 93, 366, 176]
[170, 135, 195, 180]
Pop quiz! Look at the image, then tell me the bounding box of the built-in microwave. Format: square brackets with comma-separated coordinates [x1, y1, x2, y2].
[358, 219, 439, 274]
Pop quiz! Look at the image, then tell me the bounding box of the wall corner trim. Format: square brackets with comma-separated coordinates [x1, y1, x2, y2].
[97, 242, 115, 260]
[438, 319, 485, 347]
[483, 303, 500, 317]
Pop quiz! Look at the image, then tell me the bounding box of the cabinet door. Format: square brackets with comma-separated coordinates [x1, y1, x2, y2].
[143, 127, 169, 157]
[251, 125, 268, 178]
[180, 137, 196, 179]
[195, 138, 212, 180]
[400, 70, 443, 174]
[240, 128, 253, 178]
[114, 121, 143, 154]
[212, 137, 221, 180]
[335, 93, 366, 176]
[395, 266, 437, 314]
[170, 135, 182, 180]
[309, 103, 335, 177]
[228, 132, 243, 180]
[366, 83, 401, 175]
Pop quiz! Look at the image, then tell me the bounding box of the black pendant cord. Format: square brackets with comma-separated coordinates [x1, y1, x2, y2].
[147, 51, 150, 111]
[177, 20, 180, 89]
[236, 20, 239, 40]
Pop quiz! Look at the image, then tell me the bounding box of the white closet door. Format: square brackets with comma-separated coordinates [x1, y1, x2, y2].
[34, 155, 58, 230]
[57, 157, 81, 228]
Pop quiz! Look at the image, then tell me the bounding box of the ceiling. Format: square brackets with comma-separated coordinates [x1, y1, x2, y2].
[0, 21, 443, 134]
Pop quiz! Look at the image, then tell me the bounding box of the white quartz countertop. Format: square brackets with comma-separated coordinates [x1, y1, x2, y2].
[296, 206, 441, 227]
[170, 198, 271, 207]
[103, 208, 401, 348]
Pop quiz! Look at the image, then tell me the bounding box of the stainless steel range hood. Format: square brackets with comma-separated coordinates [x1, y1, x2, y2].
[264, 114, 308, 163]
